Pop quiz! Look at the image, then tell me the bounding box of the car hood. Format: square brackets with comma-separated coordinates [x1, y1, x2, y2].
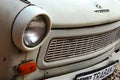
[30, 0, 120, 28]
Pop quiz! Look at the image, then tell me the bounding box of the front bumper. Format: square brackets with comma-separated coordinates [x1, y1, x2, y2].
[44, 51, 120, 80]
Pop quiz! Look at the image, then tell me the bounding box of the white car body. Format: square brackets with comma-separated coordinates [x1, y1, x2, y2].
[0, 0, 120, 80]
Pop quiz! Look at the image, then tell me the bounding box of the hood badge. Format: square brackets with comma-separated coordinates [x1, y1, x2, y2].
[94, 2, 109, 13]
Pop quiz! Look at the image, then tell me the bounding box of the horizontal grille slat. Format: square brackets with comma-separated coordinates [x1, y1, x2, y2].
[45, 29, 119, 62]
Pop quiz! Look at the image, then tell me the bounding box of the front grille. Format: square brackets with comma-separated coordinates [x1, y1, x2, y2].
[45, 29, 119, 62]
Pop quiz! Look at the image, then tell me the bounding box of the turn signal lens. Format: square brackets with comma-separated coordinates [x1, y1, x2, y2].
[18, 61, 37, 75]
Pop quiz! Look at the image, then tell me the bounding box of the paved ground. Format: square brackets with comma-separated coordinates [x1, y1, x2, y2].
[104, 63, 120, 80]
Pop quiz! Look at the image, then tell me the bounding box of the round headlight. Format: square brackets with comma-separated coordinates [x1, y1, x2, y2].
[23, 16, 47, 47]
[12, 6, 51, 51]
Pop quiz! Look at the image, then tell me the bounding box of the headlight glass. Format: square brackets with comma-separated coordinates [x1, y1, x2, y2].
[23, 15, 47, 47]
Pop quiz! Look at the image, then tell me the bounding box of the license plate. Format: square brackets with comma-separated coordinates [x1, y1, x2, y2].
[74, 60, 119, 80]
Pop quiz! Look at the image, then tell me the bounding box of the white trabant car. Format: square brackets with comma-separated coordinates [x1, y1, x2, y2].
[0, 0, 120, 80]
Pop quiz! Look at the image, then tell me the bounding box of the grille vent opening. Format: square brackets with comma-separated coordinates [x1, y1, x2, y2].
[45, 28, 119, 62]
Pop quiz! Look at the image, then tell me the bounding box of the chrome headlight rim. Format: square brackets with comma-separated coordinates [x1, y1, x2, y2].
[12, 6, 51, 51]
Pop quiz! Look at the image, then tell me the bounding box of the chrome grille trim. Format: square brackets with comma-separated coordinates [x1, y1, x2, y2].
[45, 29, 118, 62]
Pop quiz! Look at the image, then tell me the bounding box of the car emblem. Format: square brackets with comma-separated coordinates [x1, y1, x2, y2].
[95, 4, 102, 9]
[94, 2, 109, 13]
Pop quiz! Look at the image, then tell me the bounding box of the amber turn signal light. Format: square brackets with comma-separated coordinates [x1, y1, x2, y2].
[18, 61, 37, 75]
